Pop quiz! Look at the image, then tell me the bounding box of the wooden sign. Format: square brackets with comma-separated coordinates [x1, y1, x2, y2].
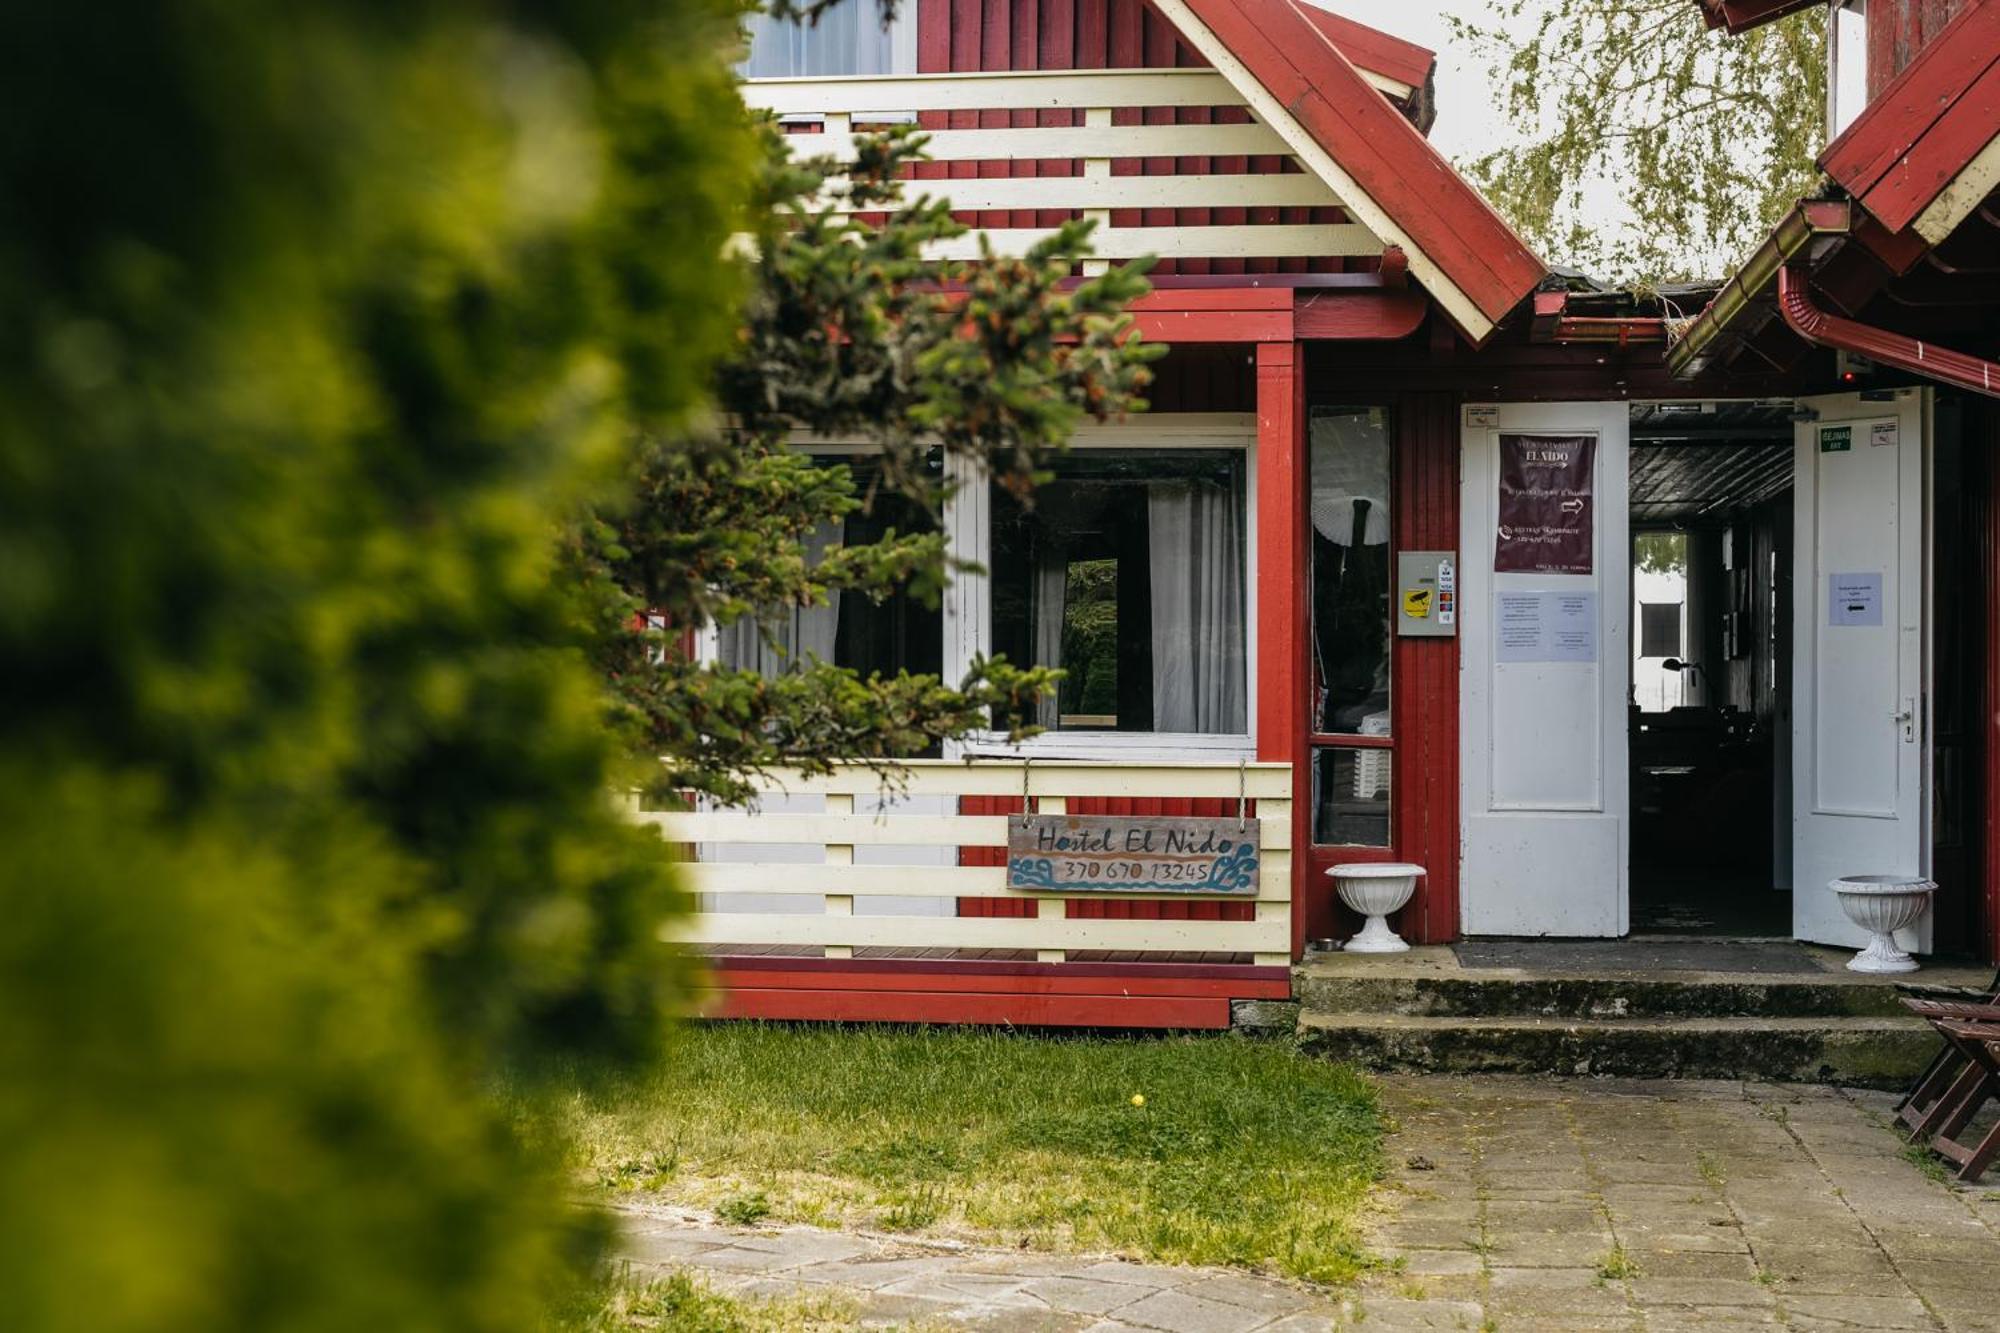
[1006, 814, 1260, 895]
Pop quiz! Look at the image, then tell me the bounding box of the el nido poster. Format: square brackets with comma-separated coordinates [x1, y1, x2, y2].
[1494, 434, 1594, 575]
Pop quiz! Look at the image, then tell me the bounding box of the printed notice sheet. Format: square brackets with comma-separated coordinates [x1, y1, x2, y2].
[1495, 590, 1599, 664]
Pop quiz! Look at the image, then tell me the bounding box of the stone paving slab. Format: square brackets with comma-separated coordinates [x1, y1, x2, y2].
[611, 1075, 2000, 1331]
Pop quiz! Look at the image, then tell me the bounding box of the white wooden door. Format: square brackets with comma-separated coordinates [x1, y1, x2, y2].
[1460, 403, 1630, 936]
[1792, 391, 1931, 949]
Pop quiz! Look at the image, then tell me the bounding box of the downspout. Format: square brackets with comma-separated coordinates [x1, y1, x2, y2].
[1776, 265, 2000, 399]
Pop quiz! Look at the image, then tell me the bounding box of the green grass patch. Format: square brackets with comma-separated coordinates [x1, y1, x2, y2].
[1594, 1246, 1639, 1282]
[546, 1025, 1383, 1283]
[552, 1269, 900, 1332]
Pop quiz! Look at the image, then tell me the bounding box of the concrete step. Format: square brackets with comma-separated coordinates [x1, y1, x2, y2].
[1297, 1011, 1936, 1089]
[1294, 967, 1916, 1020]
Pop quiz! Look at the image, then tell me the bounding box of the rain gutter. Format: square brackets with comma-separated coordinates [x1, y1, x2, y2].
[1664, 199, 1852, 379]
[1776, 265, 2000, 399]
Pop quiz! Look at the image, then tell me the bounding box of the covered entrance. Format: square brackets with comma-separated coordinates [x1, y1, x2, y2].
[1458, 392, 1944, 950]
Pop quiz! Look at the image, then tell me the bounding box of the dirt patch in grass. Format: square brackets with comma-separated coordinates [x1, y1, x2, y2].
[542, 1025, 1383, 1284]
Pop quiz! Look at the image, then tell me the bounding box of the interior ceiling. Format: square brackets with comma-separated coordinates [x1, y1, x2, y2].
[1629, 401, 1794, 524]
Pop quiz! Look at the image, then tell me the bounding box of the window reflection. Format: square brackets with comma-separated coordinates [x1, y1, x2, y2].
[1311, 407, 1392, 736]
[991, 450, 1247, 734]
[1314, 749, 1391, 847]
[717, 456, 942, 681]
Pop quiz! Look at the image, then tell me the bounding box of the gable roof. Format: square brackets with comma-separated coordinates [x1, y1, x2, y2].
[1152, 0, 1547, 343]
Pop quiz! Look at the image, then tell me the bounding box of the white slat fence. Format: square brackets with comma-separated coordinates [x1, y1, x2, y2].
[741, 68, 1380, 266]
[632, 759, 1292, 965]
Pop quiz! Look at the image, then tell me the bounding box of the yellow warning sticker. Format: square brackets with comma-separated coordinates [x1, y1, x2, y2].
[1403, 588, 1432, 619]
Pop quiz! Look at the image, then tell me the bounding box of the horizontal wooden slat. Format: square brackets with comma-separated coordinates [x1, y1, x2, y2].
[787, 121, 1293, 164]
[684, 850, 1292, 901]
[680, 761, 1292, 799]
[923, 223, 1378, 261]
[646, 808, 1291, 851]
[646, 812, 1008, 846]
[818, 173, 1341, 214]
[672, 912, 1292, 952]
[744, 68, 1243, 116]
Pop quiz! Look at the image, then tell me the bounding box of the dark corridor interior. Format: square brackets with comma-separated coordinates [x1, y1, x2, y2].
[1627, 402, 1795, 936]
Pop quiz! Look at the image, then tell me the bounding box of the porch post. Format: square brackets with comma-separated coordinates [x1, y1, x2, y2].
[1255, 341, 1307, 958]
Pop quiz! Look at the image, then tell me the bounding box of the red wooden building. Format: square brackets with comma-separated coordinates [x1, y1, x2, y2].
[648, 0, 2000, 1027]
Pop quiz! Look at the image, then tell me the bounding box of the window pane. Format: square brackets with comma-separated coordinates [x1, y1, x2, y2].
[991, 450, 1247, 734]
[741, 0, 910, 78]
[1313, 748, 1391, 846]
[1311, 407, 1392, 736]
[718, 457, 941, 680]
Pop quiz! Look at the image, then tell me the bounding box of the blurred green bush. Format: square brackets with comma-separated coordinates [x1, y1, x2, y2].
[0, 2, 750, 1328]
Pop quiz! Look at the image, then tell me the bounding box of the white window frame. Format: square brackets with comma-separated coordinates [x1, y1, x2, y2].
[742, 0, 920, 124]
[948, 412, 1259, 762]
[701, 414, 1258, 761]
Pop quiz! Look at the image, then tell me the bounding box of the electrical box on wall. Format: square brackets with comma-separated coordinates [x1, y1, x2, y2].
[1397, 551, 1457, 637]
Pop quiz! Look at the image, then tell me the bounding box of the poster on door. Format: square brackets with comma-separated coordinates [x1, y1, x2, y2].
[1495, 434, 1595, 574]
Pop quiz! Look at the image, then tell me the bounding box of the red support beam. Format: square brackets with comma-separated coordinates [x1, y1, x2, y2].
[710, 988, 1233, 1027]
[1254, 341, 1308, 958]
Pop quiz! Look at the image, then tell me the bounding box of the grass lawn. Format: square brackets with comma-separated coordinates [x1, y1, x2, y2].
[546, 1024, 1383, 1284]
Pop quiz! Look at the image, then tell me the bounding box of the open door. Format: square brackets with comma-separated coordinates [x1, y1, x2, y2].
[1791, 391, 1931, 949]
[1460, 402, 1630, 936]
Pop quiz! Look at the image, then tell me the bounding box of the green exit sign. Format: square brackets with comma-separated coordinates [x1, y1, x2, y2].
[1820, 426, 1852, 453]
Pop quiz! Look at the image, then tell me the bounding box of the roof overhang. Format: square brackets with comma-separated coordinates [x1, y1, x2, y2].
[1154, 0, 1547, 345]
[1667, 1, 2000, 394]
[1694, 0, 1825, 34]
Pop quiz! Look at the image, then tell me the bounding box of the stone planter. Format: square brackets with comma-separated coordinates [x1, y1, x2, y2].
[1829, 875, 1937, 974]
[1329, 862, 1425, 953]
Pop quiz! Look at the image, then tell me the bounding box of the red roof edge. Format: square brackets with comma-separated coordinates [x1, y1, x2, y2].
[1819, 2, 2000, 231]
[1177, 0, 1546, 337]
[1695, 0, 1825, 34]
[1296, 6, 1435, 94]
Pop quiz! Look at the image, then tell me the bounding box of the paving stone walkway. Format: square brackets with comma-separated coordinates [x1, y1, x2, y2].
[615, 1076, 2000, 1331]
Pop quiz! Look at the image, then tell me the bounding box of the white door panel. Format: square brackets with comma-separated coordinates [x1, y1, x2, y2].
[1792, 391, 1930, 949]
[1460, 402, 1630, 937]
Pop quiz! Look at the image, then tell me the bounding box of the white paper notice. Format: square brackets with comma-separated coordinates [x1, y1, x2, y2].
[1547, 592, 1598, 662]
[1495, 590, 1598, 663]
[1828, 572, 1883, 627]
[1496, 592, 1545, 661]
[1870, 420, 1898, 449]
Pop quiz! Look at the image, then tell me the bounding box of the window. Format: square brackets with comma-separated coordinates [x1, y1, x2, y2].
[739, 0, 916, 79]
[988, 450, 1248, 735]
[1310, 406, 1392, 846]
[716, 456, 941, 680]
[1310, 407, 1391, 735]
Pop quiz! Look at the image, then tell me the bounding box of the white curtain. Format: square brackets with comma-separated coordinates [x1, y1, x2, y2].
[1147, 481, 1246, 733]
[740, 0, 901, 78]
[1032, 541, 1068, 729]
[718, 521, 842, 676]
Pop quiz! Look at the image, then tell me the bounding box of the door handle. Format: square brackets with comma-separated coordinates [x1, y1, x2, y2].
[1894, 698, 1915, 743]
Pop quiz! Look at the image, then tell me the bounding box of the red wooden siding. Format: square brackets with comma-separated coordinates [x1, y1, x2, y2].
[1867, 0, 1981, 101]
[705, 957, 1291, 1026]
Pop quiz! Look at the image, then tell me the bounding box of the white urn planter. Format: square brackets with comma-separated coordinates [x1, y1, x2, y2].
[1329, 863, 1425, 953]
[1829, 875, 1937, 974]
